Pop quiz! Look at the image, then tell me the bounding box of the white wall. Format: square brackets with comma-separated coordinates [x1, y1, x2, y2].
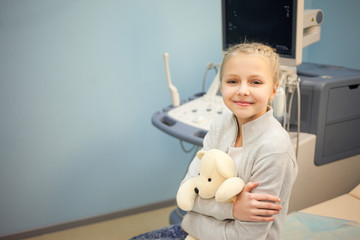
[303, 0, 360, 69]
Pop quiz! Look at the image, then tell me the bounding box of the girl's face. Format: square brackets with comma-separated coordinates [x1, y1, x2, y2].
[221, 53, 278, 125]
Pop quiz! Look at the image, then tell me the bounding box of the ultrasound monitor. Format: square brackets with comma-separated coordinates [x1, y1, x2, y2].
[222, 0, 304, 66]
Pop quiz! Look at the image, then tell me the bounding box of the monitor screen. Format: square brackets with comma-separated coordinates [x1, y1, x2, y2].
[222, 0, 303, 66]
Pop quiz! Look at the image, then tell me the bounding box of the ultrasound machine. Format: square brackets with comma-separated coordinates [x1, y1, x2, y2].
[152, 0, 360, 226]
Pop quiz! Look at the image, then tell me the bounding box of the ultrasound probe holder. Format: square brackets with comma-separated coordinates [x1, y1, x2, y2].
[152, 92, 208, 146]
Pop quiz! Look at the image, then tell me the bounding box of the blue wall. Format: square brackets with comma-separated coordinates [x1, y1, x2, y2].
[303, 0, 360, 69]
[0, 0, 359, 236]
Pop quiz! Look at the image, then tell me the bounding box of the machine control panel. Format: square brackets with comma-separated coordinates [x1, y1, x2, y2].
[167, 95, 230, 131]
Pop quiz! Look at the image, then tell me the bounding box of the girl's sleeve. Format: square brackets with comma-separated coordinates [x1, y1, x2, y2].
[191, 197, 234, 220]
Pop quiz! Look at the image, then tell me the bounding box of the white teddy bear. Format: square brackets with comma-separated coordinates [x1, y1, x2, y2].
[176, 149, 245, 240]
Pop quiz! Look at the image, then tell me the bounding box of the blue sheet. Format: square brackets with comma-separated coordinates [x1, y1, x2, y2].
[282, 212, 360, 240]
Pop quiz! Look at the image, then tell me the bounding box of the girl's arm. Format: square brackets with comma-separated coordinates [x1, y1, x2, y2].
[232, 182, 282, 222]
[190, 182, 282, 221]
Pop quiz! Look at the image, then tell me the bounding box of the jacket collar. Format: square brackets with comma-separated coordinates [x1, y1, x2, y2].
[233, 107, 278, 147]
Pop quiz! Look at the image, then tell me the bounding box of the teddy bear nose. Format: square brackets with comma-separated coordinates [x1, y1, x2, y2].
[194, 187, 199, 195]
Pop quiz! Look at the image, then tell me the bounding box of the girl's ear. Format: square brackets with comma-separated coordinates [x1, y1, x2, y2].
[270, 82, 279, 101]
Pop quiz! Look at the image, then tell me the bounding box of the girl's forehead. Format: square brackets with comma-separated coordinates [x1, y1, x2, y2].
[224, 53, 272, 71]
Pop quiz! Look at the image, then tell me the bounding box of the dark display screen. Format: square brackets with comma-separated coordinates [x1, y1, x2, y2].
[222, 0, 297, 59]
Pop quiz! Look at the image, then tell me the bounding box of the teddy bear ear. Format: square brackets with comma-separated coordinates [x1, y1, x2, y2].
[215, 152, 237, 178]
[196, 150, 206, 160]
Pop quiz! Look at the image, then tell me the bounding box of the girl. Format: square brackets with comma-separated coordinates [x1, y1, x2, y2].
[131, 42, 297, 240]
[181, 43, 297, 239]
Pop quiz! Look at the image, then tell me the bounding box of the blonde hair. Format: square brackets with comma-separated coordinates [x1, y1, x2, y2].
[220, 42, 281, 85]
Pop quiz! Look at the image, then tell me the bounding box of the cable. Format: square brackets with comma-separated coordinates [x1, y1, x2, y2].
[180, 140, 196, 153]
[179, 141, 200, 179]
[287, 89, 295, 132]
[191, 146, 200, 162]
[282, 91, 288, 129]
[283, 91, 288, 128]
[280, 66, 301, 159]
[286, 76, 301, 159]
[202, 63, 220, 92]
[296, 78, 301, 159]
[281, 72, 288, 129]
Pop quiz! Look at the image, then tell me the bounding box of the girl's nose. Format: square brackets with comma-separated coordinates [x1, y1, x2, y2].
[237, 84, 250, 96]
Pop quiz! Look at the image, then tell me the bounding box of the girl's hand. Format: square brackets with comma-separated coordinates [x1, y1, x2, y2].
[232, 182, 282, 222]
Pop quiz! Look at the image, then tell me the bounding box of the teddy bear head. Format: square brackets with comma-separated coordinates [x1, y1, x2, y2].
[194, 149, 237, 199]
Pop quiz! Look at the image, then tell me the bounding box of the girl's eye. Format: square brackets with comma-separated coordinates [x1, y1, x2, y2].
[226, 79, 237, 84]
[251, 80, 262, 85]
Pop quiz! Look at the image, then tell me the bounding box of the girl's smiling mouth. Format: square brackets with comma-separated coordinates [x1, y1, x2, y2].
[234, 100, 253, 106]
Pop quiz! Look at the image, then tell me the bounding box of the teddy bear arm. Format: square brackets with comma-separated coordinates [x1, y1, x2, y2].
[176, 177, 197, 211]
[215, 177, 245, 203]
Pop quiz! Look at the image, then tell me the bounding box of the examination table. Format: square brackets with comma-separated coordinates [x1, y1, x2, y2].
[283, 184, 360, 239]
